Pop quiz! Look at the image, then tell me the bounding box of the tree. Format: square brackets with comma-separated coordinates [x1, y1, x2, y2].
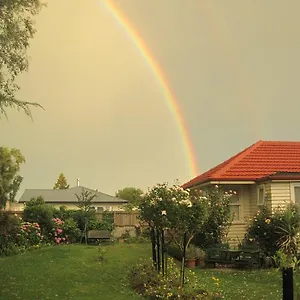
[115, 187, 143, 210]
[0, 0, 45, 118]
[0, 147, 25, 209]
[75, 188, 96, 244]
[53, 173, 69, 189]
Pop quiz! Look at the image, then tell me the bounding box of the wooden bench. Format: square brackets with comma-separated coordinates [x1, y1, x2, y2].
[205, 248, 262, 268]
[87, 230, 112, 243]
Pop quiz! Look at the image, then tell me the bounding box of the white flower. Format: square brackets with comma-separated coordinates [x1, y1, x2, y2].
[172, 197, 176, 201]
[233, 191, 237, 194]
[161, 210, 167, 216]
[215, 185, 219, 188]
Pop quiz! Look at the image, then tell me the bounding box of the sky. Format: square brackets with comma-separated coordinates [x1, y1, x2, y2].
[2, 0, 300, 197]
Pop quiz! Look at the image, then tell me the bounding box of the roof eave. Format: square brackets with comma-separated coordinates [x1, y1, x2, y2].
[182, 178, 257, 189]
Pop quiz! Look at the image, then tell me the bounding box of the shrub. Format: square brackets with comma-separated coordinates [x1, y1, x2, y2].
[245, 204, 300, 257]
[193, 186, 233, 249]
[19, 221, 43, 247]
[51, 218, 68, 244]
[129, 258, 220, 299]
[23, 196, 56, 239]
[0, 211, 21, 256]
[61, 218, 81, 243]
[71, 209, 98, 232]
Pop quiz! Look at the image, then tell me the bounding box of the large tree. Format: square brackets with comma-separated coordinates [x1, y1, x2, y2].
[0, 147, 25, 209]
[0, 0, 45, 118]
[115, 186, 143, 210]
[53, 173, 69, 190]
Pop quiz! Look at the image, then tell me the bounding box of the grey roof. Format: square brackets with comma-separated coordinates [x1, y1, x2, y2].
[19, 186, 128, 204]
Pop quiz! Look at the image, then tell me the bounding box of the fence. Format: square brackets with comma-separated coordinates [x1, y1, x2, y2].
[5, 210, 140, 227]
[95, 211, 140, 227]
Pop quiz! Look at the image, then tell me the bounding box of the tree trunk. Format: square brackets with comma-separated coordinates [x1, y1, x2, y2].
[151, 227, 157, 268]
[156, 229, 161, 272]
[161, 229, 165, 276]
[180, 232, 187, 287]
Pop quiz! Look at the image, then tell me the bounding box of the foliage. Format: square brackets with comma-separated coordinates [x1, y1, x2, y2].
[0, 211, 43, 256]
[139, 183, 209, 250]
[51, 217, 68, 244]
[0, 0, 45, 117]
[193, 185, 233, 248]
[166, 242, 205, 260]
[71, 209, 97, 232]
[0, 211, 21, 255]
[0, 147, 25, 209]
[53, 173, 70, 189]
[94, 212, 114, 231]
[23, 196, 56, 239]
[276, 204, 300, 260]
[115, 186, 143, 211]
[245, 204, 300, 258]
[76, 188, 96, 212]
[129, 257, 220, 299]
[19, 220, 43, 246]
[61, 217, 81, 243]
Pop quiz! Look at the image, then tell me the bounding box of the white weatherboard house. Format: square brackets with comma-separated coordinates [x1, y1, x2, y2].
[182, 140, 300, 244]
[9, 186, 128, 212]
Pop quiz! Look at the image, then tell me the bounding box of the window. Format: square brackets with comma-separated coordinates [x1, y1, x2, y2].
[257, 187, 265, 205]
[224, 187, 240, 221]
[291, 183, 300, 205]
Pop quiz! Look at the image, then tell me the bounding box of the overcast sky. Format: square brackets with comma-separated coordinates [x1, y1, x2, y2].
[2, 0, 300, 197]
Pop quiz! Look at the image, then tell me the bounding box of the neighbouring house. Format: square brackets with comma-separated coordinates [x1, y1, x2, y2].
[182, 140, 300, 245]
[9, 186, 128, 212]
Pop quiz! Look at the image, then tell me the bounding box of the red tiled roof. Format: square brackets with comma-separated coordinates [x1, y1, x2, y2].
[182, 140, 300, 188]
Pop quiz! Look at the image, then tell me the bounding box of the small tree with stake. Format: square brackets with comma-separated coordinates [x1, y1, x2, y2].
[139, 183, 209, 287]
[76, 188, 96, 244]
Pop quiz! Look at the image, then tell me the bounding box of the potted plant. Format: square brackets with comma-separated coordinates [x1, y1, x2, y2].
[195, 247, 206, 267]
[185, 245, 197, 268]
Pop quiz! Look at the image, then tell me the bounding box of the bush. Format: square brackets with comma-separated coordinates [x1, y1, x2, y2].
[19, 221, 43, 247]
[245, 204, 300, 257]
[23, 197, 56, 240]
[0, 212, 21, 256]
[93, 212, 115, 231]
[129, 258, 220, 299]
[193, 186, 233, 249]
[0, 212, 44, 256]
[62, 218, 81, 243]
[71, 210, 98, 232]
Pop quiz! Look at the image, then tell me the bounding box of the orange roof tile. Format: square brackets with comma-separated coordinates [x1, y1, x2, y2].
[182, 140, 300, 188]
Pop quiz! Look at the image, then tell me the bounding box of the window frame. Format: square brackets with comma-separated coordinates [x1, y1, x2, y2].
[223, 186, 241, 222]
[257, 185, 265, 206]
[290, 182, 300, 204]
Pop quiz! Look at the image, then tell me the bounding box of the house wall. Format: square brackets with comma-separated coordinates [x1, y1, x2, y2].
[227, 181, 297, 247]
[270, 182, 291, 210]
[226, 185, 251, 247]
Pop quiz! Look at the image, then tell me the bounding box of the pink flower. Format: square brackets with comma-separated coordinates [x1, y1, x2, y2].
[57, 229, 63, 234]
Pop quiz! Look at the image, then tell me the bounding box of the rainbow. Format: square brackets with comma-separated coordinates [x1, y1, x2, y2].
[101, 0, 199, 178]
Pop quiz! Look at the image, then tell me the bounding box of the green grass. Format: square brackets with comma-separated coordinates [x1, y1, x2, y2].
[0, 243, 299, 299]
[0, 243, 150, 300]
[193, 268, 295, 300]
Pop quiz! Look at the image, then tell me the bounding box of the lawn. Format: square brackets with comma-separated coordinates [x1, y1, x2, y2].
[0, 243, 299, 300]
[0, 243, 150, 300]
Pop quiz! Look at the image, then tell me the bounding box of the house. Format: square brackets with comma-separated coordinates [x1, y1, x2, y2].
[10, 186, 128, 212]
[182, 140, 300, 245]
